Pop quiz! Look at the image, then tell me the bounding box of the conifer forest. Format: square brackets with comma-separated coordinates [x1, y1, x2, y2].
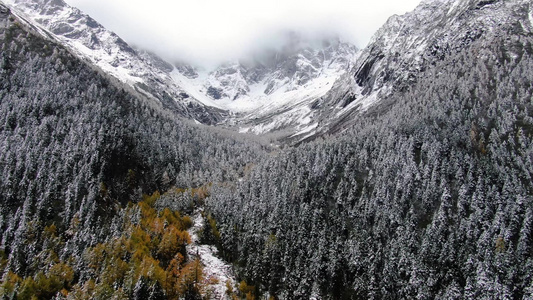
[0, 0, 533, 299]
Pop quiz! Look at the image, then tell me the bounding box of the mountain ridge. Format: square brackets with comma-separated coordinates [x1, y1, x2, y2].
[3, 0, 228, 124]
[312, 0, 533, 138]
[3, 0, 363, 142]
[4, 0, 533, 143]
[174, 37, 359, 140]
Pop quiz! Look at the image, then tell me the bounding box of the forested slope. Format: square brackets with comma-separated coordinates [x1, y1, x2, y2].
[205, 25, 533, 299]
[0, 6, 265, 298]
[2, 0, 533, 299]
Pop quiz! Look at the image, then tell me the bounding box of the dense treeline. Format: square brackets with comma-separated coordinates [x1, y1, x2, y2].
[2, 2, 533, 299]
[0, 11, 264, 299]
[206, 32, 533, 298]
[1, 192, 206, 299]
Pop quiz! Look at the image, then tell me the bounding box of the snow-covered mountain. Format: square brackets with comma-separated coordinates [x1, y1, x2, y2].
[187, 0, 531, 141]
[171, 36, 359, 139]
[295, 0, 532, 140]
[4, 0, 531, 142]
[2, 0, 359, 141]
[313, 0, 533, 136]
[353, 0, 532, 95]
[3, 0, 227, 124]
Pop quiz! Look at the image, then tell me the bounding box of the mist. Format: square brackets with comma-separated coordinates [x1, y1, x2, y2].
[64, 0, 421, 69]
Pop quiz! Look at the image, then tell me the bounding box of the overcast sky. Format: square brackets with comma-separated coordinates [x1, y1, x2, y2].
[64, 0, 421, 68]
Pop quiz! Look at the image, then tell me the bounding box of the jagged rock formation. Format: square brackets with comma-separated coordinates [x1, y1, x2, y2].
[317, 0, 533, 137]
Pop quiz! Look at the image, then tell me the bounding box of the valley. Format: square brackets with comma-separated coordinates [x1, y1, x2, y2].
[0, 0, 532, 299]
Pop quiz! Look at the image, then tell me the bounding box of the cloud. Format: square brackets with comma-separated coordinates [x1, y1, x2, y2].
[64, 0, 421, 68]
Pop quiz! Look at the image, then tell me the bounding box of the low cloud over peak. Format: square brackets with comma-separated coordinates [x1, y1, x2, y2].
[65, 0, 420, 68]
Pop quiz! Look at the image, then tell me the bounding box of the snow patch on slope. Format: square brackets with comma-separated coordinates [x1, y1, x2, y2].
[447, 0, 460, 15]
[179, 62, 344, 116]
[170, 70, 223, 109]
[6, 0, 141, 84]
[70, 40, 142, 84]
[187, 210, 236, 299]
[233, 65, 347, 135]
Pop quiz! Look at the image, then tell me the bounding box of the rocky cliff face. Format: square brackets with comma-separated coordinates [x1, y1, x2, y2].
[315, 0, 533, 138]
[200, 37, 358, 102]
[353, 0, 532, 96]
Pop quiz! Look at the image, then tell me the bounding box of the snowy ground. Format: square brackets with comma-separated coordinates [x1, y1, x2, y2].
[187, 209, 237, 299]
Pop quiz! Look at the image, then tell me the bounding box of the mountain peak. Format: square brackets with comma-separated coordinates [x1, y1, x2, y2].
[8, 0, 529, 143]
[353, 0, 532, 97]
